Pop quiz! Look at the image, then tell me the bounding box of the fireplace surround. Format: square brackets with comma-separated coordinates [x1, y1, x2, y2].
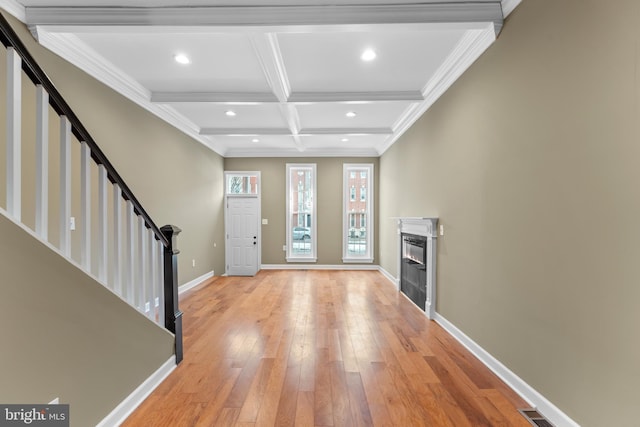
[397, 218, 438, 318]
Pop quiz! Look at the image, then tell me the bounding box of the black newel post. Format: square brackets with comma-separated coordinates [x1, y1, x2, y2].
[161, 225, 183, 364]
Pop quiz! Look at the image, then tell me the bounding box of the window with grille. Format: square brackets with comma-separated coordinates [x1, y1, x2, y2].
[343, 164, 373, 263]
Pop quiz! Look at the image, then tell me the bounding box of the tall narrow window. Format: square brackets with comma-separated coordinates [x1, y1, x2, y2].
[343, 164, 374, 263]
[286, 164, 317, 262]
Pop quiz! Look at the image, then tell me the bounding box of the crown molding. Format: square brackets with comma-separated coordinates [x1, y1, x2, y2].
[31, 27, 224, 156]
[501, 0, 523, 18]
[378, 24, 495, 155]
[151, 91, 278, 103]
[288, 91, 424, 103]
[25, 3, 503, 33]
[224, 145, 379, 158]
[0, 1, 26, 23]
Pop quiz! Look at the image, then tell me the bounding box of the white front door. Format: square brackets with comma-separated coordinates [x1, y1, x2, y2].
[226, 197, 260, 276]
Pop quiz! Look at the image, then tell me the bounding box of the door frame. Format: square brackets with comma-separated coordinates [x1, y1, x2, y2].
[224, 171, 261, 276]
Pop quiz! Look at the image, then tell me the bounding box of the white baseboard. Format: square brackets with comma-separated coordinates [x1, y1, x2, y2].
[377, 266, 399, 289]
[376, 264, 578, 427]
[433, 314, 580, 427]
[97, 356, 176, 427]
[179, 270, 214, 295]
[261, 264, 379, 271]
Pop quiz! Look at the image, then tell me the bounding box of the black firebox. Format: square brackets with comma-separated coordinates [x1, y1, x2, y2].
[400, 233, 427, 310]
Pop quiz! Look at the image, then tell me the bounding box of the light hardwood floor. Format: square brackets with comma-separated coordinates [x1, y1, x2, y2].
[123, 270, 531, 426]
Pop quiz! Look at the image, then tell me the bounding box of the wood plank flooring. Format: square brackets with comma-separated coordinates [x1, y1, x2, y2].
[123, 270, 531, 427]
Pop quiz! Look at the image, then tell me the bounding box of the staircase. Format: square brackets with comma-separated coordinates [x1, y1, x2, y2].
[0, 13, 183, 362]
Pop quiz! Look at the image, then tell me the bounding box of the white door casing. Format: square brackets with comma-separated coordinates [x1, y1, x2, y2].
[225, 196, 260, 276]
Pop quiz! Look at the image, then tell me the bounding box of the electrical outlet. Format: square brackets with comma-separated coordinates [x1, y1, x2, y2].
[192, 259, 196, 267]
[439, 224, 444, 236]
[262, 218, 268, 225]
[283, 245, 286, 251]
[69, 217, 75, 231]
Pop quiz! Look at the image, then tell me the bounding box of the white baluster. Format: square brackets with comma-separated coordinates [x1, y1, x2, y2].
[148, 231, 157, 321]
[125, 200, 135, 305]
[112, 184, 123, 296]
[59, 116, 72, 257]
[98, 165, 108, 283]
[137, 216, 146, 312]
[6, 47, 21, 221]
[157, 239, 165, 327]
[35, 85, 49, 239]
[80, 141, 91, 272]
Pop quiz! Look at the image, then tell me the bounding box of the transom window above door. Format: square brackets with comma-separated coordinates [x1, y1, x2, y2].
[226, 173, 259, 195]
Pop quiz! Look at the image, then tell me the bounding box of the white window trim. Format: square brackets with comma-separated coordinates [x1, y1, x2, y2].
[224, 171, 259, 196]
[286, 163, 317, 262]
[343, 163, 374, 263]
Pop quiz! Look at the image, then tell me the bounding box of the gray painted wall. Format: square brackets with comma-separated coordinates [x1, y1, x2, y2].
[0, 214, 174, 426]
[379, 1, 640, 425]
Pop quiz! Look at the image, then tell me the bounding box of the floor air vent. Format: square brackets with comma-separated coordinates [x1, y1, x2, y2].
[519, 408, 555, 427]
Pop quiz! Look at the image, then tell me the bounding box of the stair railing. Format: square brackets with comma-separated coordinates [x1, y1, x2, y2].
[0, 13, 182, 363]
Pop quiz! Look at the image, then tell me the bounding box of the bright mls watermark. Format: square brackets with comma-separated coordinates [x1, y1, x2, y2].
[0, 405, 68, 426]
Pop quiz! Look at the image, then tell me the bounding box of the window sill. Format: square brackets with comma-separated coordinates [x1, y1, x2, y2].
[342, 258, 374, 264]
[286, 257, 318, 263]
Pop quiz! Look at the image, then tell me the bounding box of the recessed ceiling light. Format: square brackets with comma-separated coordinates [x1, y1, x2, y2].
[173, 53, 191, 65]
[225, 110, 236, 117]
[341, 138, 349, 142]
[346, 111, 357, 118]
[361, 48, 377, 62]
[252, 138, 260, 143]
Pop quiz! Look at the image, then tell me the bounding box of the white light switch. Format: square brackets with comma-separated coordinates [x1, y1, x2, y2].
[262, 218, 268, 225]
[69, 217, 76, 231]
[439, 224, 444, 236]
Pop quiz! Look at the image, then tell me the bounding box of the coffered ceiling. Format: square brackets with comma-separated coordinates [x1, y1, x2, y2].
[5, 0, 520, 157]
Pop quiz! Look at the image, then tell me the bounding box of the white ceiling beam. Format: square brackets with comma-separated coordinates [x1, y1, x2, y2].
[249, 33, 290, 103]
[151, 92, 279, 103]
[199, 127, 393, 136]
[289, 91, 424, 103]
[151, 90, 425, 104]
[25, 3, 504, 34]
[280, 104, 306, 152]
[299, 128, 393, 135]
[200, 128, 292, 136]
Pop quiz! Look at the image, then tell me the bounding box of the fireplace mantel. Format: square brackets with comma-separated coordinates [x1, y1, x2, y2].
[396, 217, 438, 319]
[397, 217, 438, 237]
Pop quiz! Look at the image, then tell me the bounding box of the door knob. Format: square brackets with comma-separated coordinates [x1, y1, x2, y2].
[253, 236, 257, 239]
[253, 241, 257, 245]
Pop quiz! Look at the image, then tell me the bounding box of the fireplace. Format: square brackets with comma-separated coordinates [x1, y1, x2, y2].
[397, 218, 438, 318]
[401, 233, 427, 310]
